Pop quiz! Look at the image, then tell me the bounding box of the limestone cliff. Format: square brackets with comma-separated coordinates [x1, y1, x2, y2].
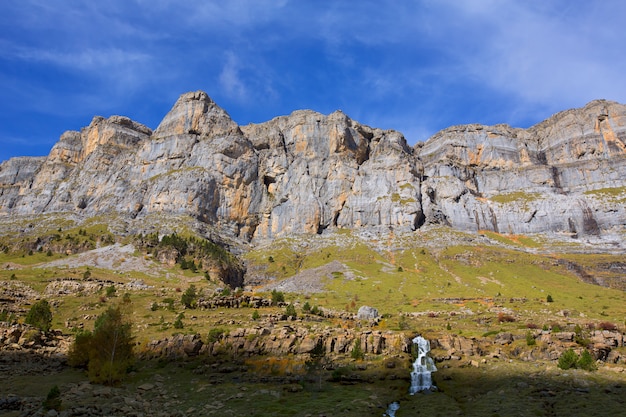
[418, 99, 626, 236]
[0, 92, 624, 242]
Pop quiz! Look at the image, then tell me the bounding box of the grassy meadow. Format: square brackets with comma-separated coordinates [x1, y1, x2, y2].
[1, 222, 625, 416]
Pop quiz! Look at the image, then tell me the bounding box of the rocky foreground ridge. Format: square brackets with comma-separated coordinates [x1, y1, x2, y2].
[1, 91, 625, 241]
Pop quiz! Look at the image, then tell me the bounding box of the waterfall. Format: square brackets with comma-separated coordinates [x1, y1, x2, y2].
[409, 336, 437, 394]
[384, 401, 400, 416]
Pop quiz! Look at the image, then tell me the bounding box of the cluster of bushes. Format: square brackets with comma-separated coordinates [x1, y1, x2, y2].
[302, 301, 321, 316]
[67, 305, 135, 385]
[18, 228, 115, 257]
[271, 289, 285, 304]
[557, 348, 596, 371]
[140, 232, 236, 271]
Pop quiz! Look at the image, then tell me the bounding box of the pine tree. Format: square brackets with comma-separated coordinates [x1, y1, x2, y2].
[181, 284, 198, 309]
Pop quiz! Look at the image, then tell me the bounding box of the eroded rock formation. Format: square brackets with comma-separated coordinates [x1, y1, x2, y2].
[1, 91, 625, 242]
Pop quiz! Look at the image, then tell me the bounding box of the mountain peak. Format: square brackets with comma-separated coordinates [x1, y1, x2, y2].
[153, 90, 240, 139]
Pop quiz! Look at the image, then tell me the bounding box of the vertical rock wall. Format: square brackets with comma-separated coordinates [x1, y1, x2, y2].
[0, 92, 625, 241]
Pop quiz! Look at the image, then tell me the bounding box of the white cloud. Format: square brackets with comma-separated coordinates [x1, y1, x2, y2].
[8, 45, 150, 72]
[219, 52, 248, 101]
[3, 0, 626, 154]
[425, 1, 626, 108]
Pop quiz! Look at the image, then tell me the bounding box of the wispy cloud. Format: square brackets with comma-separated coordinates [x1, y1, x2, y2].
[4, 44, 150, 73]
[2, 0, 626, 160]
[414, 0, 626, 113]
[219, 52, 248, 101]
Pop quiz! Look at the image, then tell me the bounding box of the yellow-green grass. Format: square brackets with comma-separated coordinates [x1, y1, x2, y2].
[3, 222, 626, 417]
[489, 191, 543, 204]
[0, 222, 115, 261]
[0, 250, 77, 266]
[481, 230, 543, 248]
[4, 226, 626, 347]
[434, 246, 626, 318]
[584, 186, 626, 203]
[246, 234, 626, 329]
[555, 252, 626, 291]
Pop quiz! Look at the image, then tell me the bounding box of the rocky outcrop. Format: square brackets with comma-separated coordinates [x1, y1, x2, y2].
[0, 92, 625, 242]
[0, 324, 71, 374]
[418, 100, 626, 235]
[141, 324, 411, 360]
[242, 110, 422, 237]
[0, 156, 45, 212]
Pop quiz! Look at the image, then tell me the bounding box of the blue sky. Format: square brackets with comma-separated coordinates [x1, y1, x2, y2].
[2, 0, 626, 162]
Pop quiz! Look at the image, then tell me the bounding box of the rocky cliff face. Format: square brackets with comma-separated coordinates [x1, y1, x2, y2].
[1, 91, 625, 242]
[418, 100, 626, 236]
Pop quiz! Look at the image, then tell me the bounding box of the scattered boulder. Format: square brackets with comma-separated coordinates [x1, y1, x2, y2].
[357, 306, 379, 320]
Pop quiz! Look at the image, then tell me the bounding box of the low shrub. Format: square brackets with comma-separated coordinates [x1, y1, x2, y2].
[174, 313, 184, 329]
[498, 312, 515, 323]
[557, 349, 579, 370]
[351, 339, 364, 360]
[161, 298, 175, 311]
[285, 303, 297, 318]
[331, 366, 353, 382]
[271, 289, 285, 305]
[208, 327, 226, 343]
[181, 285, 198, 309]
[574, 324, 590, 347]
[106, 285, 117, 297]
[577, 349, 597, 371]
[598, 321, 617, 331]
[25, 299, 52, 332]
[42, 385, 62, 411]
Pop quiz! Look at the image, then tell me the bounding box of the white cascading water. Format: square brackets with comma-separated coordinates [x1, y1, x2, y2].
[384, 336, 437, 415]
[384, 401, 400, 416]
[409, 335, 437, 394]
